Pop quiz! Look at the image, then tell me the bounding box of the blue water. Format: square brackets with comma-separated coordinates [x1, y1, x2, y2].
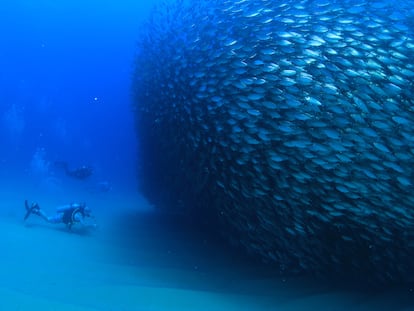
[0, 0, 156, 187]
[0, 1, 413, 310]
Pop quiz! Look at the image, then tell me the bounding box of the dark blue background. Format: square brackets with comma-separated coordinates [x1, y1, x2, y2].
[0, 0, 156, 186]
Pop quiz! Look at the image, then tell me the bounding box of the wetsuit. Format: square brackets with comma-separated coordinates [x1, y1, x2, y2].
[62, 206, 86, 229]
[47, 204, 87, 228]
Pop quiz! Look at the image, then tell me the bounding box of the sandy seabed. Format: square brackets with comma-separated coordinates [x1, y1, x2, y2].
[0, 178, 413, 311]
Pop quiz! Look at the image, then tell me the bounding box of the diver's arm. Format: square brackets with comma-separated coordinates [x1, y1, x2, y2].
[74, 213, 97, 229]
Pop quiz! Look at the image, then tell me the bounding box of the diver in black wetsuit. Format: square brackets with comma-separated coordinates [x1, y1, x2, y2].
[24, 200, 97, 230]
[55, 161, 93, 180]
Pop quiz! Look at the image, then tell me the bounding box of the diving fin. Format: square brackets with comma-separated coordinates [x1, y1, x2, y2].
[24, 200, 40, 221]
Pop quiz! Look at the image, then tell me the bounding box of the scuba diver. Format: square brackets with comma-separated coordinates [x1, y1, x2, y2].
[24, 200, 97, 231]
[54, 161, 93, 180]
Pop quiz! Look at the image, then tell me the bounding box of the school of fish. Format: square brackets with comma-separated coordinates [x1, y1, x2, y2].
[133, 0, 414, 284]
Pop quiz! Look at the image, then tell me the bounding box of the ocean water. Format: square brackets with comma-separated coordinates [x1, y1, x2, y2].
[0, 0, 414, 310]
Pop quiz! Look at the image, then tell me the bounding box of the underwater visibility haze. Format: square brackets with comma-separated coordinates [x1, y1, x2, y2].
[0, 0, 414, 310]
[0, 0, 156, 184]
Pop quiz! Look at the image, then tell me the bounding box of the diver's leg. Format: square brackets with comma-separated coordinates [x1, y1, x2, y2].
[24, 201, 64, 224]
[29, 203, 59, 223]
[36, 210, 51, 222]
[24, 201, 49, 222]
[30, 205, 51, 222]
[46, 214, 64, 224]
